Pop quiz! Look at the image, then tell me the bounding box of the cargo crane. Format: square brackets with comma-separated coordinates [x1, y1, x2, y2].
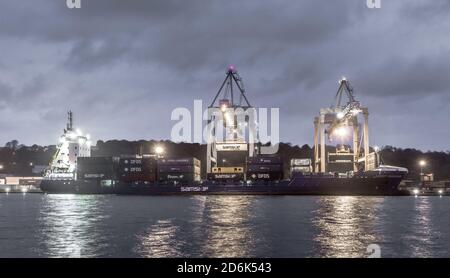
[313, 77, 371, 173]
[206, 66, 258, 175]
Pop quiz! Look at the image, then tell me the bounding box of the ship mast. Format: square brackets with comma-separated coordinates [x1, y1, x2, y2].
[67, 110, 73, 132]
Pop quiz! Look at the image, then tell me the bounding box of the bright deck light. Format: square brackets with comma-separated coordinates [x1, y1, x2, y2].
[334, 126, 348, 137]
[155, 146, 164, 155]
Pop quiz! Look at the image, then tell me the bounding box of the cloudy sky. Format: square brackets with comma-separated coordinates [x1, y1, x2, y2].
[0, 0, 449, 151]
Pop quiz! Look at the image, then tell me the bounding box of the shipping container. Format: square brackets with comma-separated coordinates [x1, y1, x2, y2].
[119, 165, 157, 174]
[157, 157, 201, 167]
[247, 172, 283, 181]
[120, 173, 156, 183]
[247, 164, 282, 173]
[158, 172, 201, 183]
[119, 157, 157, 166]
[77, 156, 116, 180]
[5, 176, 42, 185]
[246, 155, 281, 165]
[19, 178, 43, 186]
[290, 158, 312, 167]
[77, 156, 114, 165]
[290, 166, 312, 173]
[212, 166, 244, 173]
[207, 173, 244, 181]
[158, 165, 200, 174]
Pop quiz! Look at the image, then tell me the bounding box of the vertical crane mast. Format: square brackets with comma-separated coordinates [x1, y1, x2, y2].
[313, 77, 371, 174]
[206, 66, 256, 174]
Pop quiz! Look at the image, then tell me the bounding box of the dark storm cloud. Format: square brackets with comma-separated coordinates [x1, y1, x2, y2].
[0, 80, 13, 108]
[0, 0, 449, 150]
[64, 39, 131, 71]
[1, 0, 357, 72]
[354, 53, 450, 98]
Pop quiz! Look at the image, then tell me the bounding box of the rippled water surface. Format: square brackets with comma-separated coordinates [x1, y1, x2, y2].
[1, 194, 449, 257]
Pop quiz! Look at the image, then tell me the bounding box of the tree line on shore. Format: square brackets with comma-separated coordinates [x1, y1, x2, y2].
[0, 139, 449, 180]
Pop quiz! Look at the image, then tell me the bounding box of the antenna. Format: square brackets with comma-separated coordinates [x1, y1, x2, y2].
[67, 110, 73, 131]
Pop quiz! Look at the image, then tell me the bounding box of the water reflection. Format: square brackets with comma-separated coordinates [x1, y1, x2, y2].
[38, 194, 109, 257]
[135, 196, 258, 257]
[198, 196, 258, 257]
[407, 197, 436, 257]
[135, 219, 184, 257]
[312, 196, 384, 257]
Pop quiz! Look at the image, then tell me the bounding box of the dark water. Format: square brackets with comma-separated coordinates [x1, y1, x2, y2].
[0, 194, 449, 258]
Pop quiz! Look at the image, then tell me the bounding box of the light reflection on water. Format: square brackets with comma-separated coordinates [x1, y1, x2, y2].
[311, 196, 384, 258]
[407, 197, 436, 257]
[37, 194, 110, 257]
[135, 219, 183, 257]
[134, 196, 259, 257]
[1, 194, 449, 257]
[196, 196, 258, 257]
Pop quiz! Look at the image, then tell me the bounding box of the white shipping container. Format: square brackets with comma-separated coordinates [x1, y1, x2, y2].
[290, 166, 312, 173]
[5, 176, 42, 185]
[290, 158, 312, 166]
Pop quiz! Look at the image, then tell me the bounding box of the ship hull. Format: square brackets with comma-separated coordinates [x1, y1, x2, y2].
[40, 175, 408, 196]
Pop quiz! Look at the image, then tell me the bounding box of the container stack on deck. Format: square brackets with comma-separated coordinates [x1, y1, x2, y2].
[207, 167, 244, 183]
[246, 155, 283, 182]
[157, 158, 201, 184]
[76, 157, 117, 180]
[290, 158, 313, 178]
[118, 156, 157, 183]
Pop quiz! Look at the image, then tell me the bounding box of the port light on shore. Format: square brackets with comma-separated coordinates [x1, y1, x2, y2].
[0, 164, 3, 170]
[413, 188, 419, 196]
[419, 160, 426, 176]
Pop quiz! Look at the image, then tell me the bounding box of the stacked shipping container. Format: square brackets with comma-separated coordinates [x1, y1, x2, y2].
[246, 155, 283, 181]
[76, 157, 116, 180]
[118, 156, 157, 183]
[157, 158, 201, 184]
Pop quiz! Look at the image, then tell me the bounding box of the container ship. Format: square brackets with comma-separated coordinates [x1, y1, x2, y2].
[40, 154, 407, 196]
[40, 68, 409, 196]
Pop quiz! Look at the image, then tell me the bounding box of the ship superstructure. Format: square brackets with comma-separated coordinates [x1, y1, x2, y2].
[45, 111, 91, 179]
